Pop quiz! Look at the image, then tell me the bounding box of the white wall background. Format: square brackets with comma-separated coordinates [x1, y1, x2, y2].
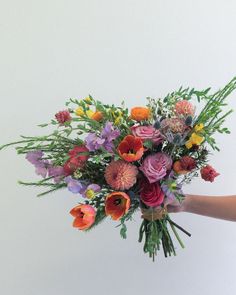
[1, 1, 236, 294]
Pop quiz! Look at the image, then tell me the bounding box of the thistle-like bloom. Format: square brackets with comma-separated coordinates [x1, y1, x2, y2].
[105, 192, 130, 220]
[105, 160, 138, 190]
[70, 204, 96, 230]
[117, 135, 144, 162]
[160, 118, 187, 134]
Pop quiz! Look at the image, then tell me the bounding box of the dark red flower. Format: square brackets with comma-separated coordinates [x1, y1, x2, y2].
[63, 145, 89, 175]
[55, 110, 71, 124]
[200, 165, 220, 182]
[68, 145, 89, 163]
[180, 156, 196, 171]
[140, 177, 165, 207]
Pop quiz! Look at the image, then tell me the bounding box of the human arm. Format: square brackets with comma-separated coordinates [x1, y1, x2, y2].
[141, 194, 236, 222]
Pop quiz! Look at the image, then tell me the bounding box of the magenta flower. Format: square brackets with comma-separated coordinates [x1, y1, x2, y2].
[139, 152, 173, 183]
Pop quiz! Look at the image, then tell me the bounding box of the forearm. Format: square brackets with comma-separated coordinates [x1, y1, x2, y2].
[183, 194, 236, 222]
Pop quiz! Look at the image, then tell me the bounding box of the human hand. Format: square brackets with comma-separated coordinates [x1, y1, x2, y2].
[141, 195, 188, 221]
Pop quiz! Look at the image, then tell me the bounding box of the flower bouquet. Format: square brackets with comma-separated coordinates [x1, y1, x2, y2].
[1, 77, 235, 261]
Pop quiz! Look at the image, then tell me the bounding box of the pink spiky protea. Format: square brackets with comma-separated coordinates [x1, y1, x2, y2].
[160, 118, 186, 133]
[105, 160, 139, 190]
[55, 110, 71, 124]
[174, 100, 195, 116]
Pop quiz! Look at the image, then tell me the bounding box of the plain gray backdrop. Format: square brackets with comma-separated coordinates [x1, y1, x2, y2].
[1, 1, 236, 294]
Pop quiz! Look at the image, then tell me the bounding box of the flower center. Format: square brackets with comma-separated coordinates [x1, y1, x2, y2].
[114, 198, 121, 205]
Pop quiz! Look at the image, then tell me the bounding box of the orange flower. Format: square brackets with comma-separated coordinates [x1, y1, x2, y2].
[117, 135, 144, 162]
[130, 107, 150, 121]
[70, 204, 96, 230]
[105, 192, 130, 220]
[91, 111, 103, 121]
[173, 160, 188, 175]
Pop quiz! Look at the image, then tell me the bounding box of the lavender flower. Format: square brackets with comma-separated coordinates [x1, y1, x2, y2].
[101, 122, 120, 142]
[64, 176, 85, 194]
[26, 151, 43, 165]
[48, 166, 65, 183]
[26, 150, 64, 181]
[85, 133, 105, 151]
[85, 121, 120, 153]
[161, 171, 183, 201]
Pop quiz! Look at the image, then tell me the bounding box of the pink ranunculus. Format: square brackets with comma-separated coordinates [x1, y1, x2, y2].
[139, 152, 173, 183]
[200, 165, 220, 182]
[131, 125, 163, 145]
[140, 177, 165, 207]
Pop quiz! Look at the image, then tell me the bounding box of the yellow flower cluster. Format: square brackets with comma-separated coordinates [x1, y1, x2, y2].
[74, 97, 103, 121]
[185, 123, 205, 149]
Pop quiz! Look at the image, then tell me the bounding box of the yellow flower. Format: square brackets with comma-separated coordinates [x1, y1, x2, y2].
[185, 140, 193, 149]
[84, 96, 92, 104]
[190, 132, 204, 145]
[86, 109, 95, 118]
[185, 132, 205, 149]
[85, 189, 96, 199]
[114, 116, 122, 125]
[194, 123, 204, 132]
[75, 107, 85, 116]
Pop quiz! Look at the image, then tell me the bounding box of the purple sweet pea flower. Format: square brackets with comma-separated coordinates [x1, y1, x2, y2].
[85, 121, 120, 153]
[64, 176, 85, 194]
[101, 122, 120, 142]
[85, 133, 105, 151]
[48, 166, 65, 183]
[35, 162, 49, 178]
[26, 151, 44, 165]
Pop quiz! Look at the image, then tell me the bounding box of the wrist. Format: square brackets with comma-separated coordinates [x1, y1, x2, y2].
[181, 194, 192, 212]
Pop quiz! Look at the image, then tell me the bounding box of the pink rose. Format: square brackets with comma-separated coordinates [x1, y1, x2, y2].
[139, 152, 172, 183]
[131, 125, 163, 145]
[140, 177, 165, 207]
[200, 165, 220, 182]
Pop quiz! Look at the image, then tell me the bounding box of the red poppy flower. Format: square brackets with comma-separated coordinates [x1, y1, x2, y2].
[105, 192, 130, 220]
[117, 135, 144, 162]
[70, 204, 96, 230]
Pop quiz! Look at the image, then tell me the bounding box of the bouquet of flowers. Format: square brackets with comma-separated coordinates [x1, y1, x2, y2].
[1, 78, 235, 261]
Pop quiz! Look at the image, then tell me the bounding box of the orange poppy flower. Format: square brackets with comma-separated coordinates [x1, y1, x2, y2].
[117, 135, 144, 162]
[70, 204, 96, 230]
[91, 111, 103, 121]
[105, 192, 130, 220]
[130, 107, 150, 121]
